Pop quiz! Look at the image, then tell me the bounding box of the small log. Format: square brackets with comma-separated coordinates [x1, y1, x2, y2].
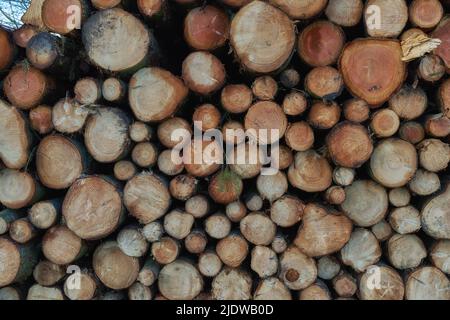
[221, 84, 253, 114]
[158, 149, 185, 176]
[124, 172, 171, 224]
[33, 260, 65, 286]
[430, 240, 450, 274]
[82, 8, 158, 73]
[279, 246, 317, 290]
[399, 121, 425, 144]
[193, 104, 221, 131]
[141, 221, 164, 243]
[240, 212, 276, 245]
[252, 76, 278, 101]
[114, 161, 137, 181]
[63, 176, 124, 240]
[93, 241, 139, 290]
[341, 180, 388, 227]
[163, 209, 194, 240]
[417, 139, 450, 172]
[437, 79, 450, 118]
[388, 234, 427, 269]
[317, 256, 341, 280]
[128, 282, 152, 301]
[52, 98, 89, 134]
[216, 233, 249, 268]
[370, 109, 400, 138]
[209, 169, 243, 205]
[102, 77, 127, 103]
[158, 260, 203, 300]
[158, 117, 192, 149]
[294, 203, 353, 257]
[288, 150, 333, 193]
[425, 114, 450, 138]
[269, 0, 327, 19]
[389, 86, 427, 120]
[36, 135, 88, 189]
[245, 193, 263, 212]
[225, 201, 247, 222]
[138, 0, 170, 23]
[256, 171, 288, 202]
[370, 138, 418, 188]
[358, 265, 405, 300]
[137, 257, 160, 286]
[0, 27, 16, 72]
[151, 236, 180, 264]
[343, 98, 370, 123]
[28, 199, 61, 230]
[132, 142, 158, 168]
[409, 169, 441, 196]
[13, 25, 38, 49]
[117, 226, 149, 257]
[325, 0, 364, 27]
[308, 101, 341, 130]
[130, 122, 152, 143]
[254, 278, 292, 300]
[332, 272, 357, 298]
[230, 1, 295, 74]
[341, 228, 381, 272]
[9, 218, 37, 244]
[421, 183, 450, 239]
[29, 105, 53, 135]
[0, 169, 43, 210]
[364, 0, 408, 38]
[0, 287, 20, 300]
[182, 51, 226, 95]
[371, 220, 393, 242]
[42, 225, 85, 265]
[279, 69, 300, 89]
[305, 66, 343, 100]
[185, 230, 207, 254]
[0, 238, 38, 287]
[170, 174, 197, 201]
[298, 21, 345, 67]
[276, 145, 294, 170]
[4, 64, 53, 110]
[270, 195, 305, 228]
[64, 272, 97, 300]
[184, 5, 230, 51]
[184, 140, 222, 177]
[409, 0, 444, 30]
[405, 267, 450, 300]
[74, 77, 102, 105]
[418, 54, 446, 82]
[229, 143, 262, 179]
[389, 187, 411, 207]
[212, 267, 252, 300]
[339, 39, 406, 105]
[431, 16, 450, 71]
[324, 186, 346, 205]
[0, 210, 21, 235]
[27, 284, 64, 300]
[42, 0, 89, 35]
[282, 91, 308, 116]
[389, 206, 421, 235]
[271, 233, 288, 254]
[333, 167, 356, 187]
[327, 122, 373, 168]
[205, 213, 231, 240]
[198, 251, 223, 277]
[250, 246, 278, 278]
[299, 281, 332, 300]
[185, 195, 210, 218]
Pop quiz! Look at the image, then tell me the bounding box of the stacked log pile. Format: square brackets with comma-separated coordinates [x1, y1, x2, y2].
[0, 0, 449, 300]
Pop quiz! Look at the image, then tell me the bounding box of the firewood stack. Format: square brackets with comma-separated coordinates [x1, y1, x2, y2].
[0, 0, 449, 300]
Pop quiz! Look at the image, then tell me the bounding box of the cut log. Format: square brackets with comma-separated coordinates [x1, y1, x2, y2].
[341, 180, 388, 227]
[82, 8, 158, 73]
[52, 98, 90, 134]
[294, 203, 353, 257]
[93, 241, 139, 290]
[212, 267, 252, 300]
[29, 105, 53, 135]
[409, 169, 441, 196]
[216, 233, 249, 268]
[128, 282, 153, 301]
[33, 260, 65, 286]
[425, 114, 450, 138]
[389, 86, 427, 120]
[421, 183, 450, 239]
[221, 84, 253, 114]
[3, 64, 53, 110]
[124, 172, 171, 224]
[74, 77, 102, 105]
[13, 24, 37, 49]
[308, 101, 341, 130]
[324, 186, 346, 205]
[228, 143, 263, 179]
[230, 1, 295, 74]
[339, 39, 406, 105]
[417, 139, 450, 172]
[0, 238, 38, 287]
[225, 201, 247, 222]
[28, 199, 61, 230]
[270, 195, 305, 228]
[389, 205, 421, 234]
[431, 16, 450, 71]
[305, 66, 343, 100]
[130, 122, 152, 143]
[0, 170, 43, 210]
[114, 161, 137, 181]
[389, 188, 411, 207]
[185, 195, 210, 218]
[430, 240, 450, 274]
[341, 228, 382, 272]
[271, 233, 288, 254]
[205, 213, 231, 240]
[0, 287, 20, 300]
[332, 272, 357, 298]
[343, 98, 370, 123]
[437, 79, 450, 118]
[327, 122, 373, 168]
[158, 260, 203, 300]
[371, 220, 393, 242]
[151, 237, 180, 264]
[209, 169, 243, 205]
[129, 67, 188, 122]
[182, 51, 226, 95]
[36, 135, 88, 189]
[409, 0, 443, 29]
[163, 209, 194, 240]
[9, 219, 37, 244]
[252, 76, 278, 101]
[279, 246, 317, 290]
[364, 0, 408, 38]
[279, 69, 300, 89]
[405, 267, 450, 300]
[282, 91, 308, 116]
[245, 193, 263, 212]
[193, 104, 221, 131]
[418, 54, 446, 82]
[333, 167, 356, 187]
[317, 256, 341, 280]
[169, 174, 197, 201]
[0, 27, 16, 72]
[63, 176, 124, 240]
[288, 150, 333, 192]
[102, 77, 127, 103]
[158, 117, 192, 149]
[132, 142, 158, 168]
[256, 171, 288, 203]
[240, 212, 276, 246]
[42, 225, 85, 265]
[370, 109, 400, 138]
[325, 0, 364, 27]
[42, 0, 89, 35]
[399, 121, 425, 144]
[269, 0, 327, 19]
[64, 272, 97, 301]
[117, 226, 149, 257]
[137, 257, 160, 286]
[0, 100, 31, 170]
[141, 221, 164, 243]
[254, 278, 292, 300]
[250, 246, 278, 278]
[0, 210, 21, 236]
[138, 0, 170, 23]
[184, 5, 230, 51]
[198, 251, 222, 277]
[388, 234, 427, 269]
[298, 21, 345, 67]
[184, 230, 207, 254]
[27, 284, 64, 300]
[358, 265, 405, 300]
